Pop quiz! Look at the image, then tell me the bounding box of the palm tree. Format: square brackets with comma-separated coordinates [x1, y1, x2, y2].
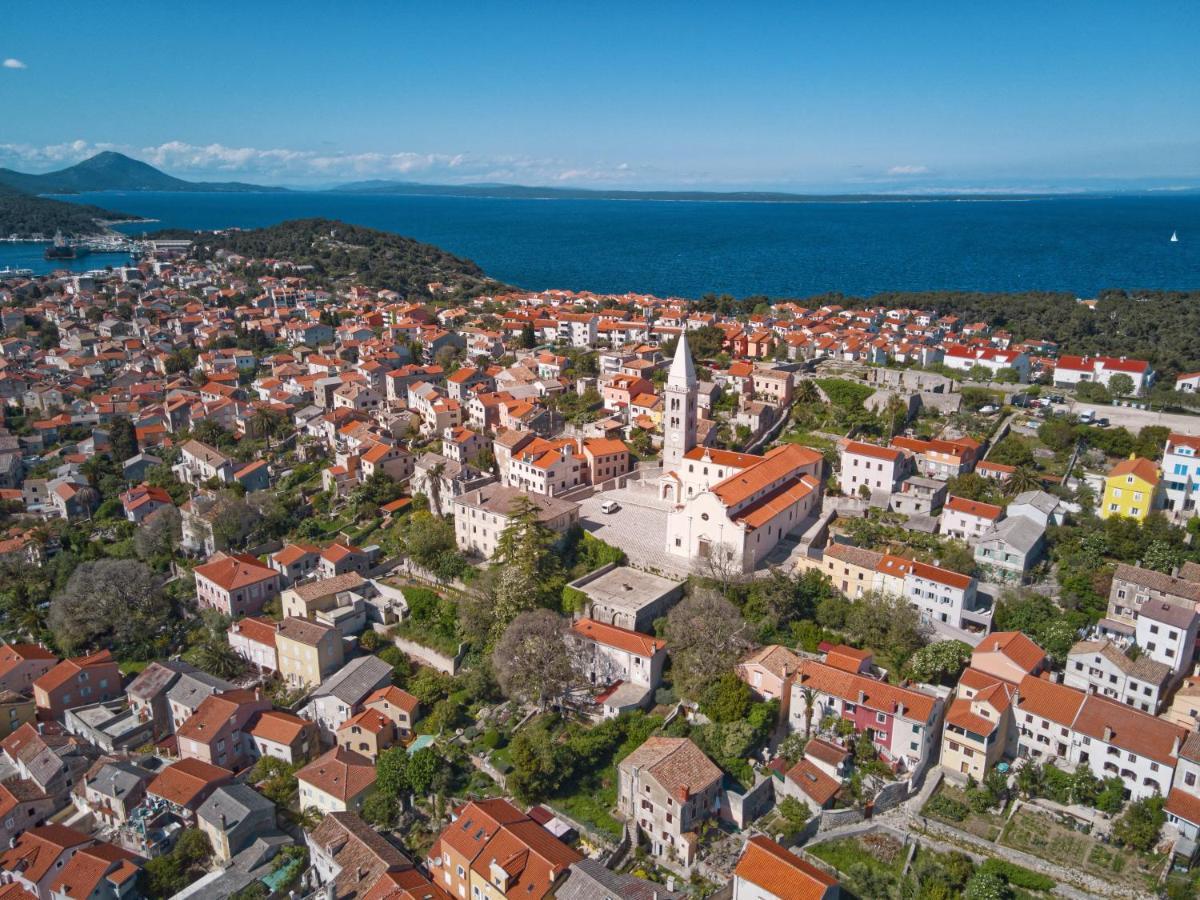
[1004, 466, 1043, 496]
[795, 379, 821, 406]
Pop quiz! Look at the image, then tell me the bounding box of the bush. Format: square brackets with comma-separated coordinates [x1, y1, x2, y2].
[926, 792, 970, 822]
[978, 858, 1055, 892]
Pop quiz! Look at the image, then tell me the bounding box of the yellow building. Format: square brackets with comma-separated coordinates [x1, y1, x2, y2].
[0, 690, 36, 738]
[275, 617, 344, 688]
[1100, 456, 1161, 521]
[941, 669, 1017, 781]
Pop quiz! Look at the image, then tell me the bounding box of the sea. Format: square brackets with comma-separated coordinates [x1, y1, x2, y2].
[2, 191, 1198, 298]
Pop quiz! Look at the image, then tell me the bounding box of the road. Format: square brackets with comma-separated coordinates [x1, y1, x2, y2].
[1066, 399, 1200, 436]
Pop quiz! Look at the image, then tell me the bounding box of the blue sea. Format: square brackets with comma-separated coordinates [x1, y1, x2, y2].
[3, 191, 1198, 297]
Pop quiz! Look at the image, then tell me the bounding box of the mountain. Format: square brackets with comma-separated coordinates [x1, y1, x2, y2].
[0, 152, 288, 194]
[177, 218, 513, 297]
[0, 183, 139, 238]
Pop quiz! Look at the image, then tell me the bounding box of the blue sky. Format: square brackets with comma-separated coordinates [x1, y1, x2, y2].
[2, 1, 1198, 191]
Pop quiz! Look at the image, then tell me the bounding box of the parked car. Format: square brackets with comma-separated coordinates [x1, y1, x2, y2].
[1078, 410, 1095, 424]
[600, 499, 621, 514]
[979, 404, 999, 414]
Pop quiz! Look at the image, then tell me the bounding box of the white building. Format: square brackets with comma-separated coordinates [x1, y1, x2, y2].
[939, 495, 1004, 543]
[569, 618, 666, 717]
[904, 560, 985, 630]
[662, 333, 698, 471]
[452, 484, 579, 558]
[1064, 639, 1172, 714]
[838, 439, 907, 497]
[1163, 433, 1200, 520]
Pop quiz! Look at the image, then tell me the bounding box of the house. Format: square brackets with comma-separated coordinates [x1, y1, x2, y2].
[903, 560, 985, 631]
[838, 440, 907, 498]
[318, 542, 372, 579]
[569, 618, 666, 718]
[1099, 563, 1200, 662]
[73, 759, 153, 828]
[1162, 433, 1200, 520]
[173, 439, 235, 486]
[556, 859, 685, 900]
[941, 669, 1017, 781]
[227, 617, 279, 674]
[426, 798, 581, 900]
[46, 841, 139, 899]
[197, 783, 277, 864]
[336, 709, 398, 762]
[565, 566, 683, 633]
[194, 552, 280, 618]
[118, 483, 174, 523]
[0, 644, 57, 696]
[296, 746, 376, 814]
[1165, 732, 1200, 852]
[736, 645, 804, 702]
[969, 631, 1047, 685]
[818, 543, 883, 600]
[788, 658, 943, 774]
[0, 825, 94, 900]
[617, 737, 722, 866]
[302, 655, 394, 738]
[275, 617, 344, 688]
[248, 709, 317, 765]
[269, 542, 322, 585]
[363, 685, 421, 738]
[0, 692, 36, 739]
[146, 758, 234, 821]
[163, 668, 235, 735]
[176, 689, 272, 772]
[939, 496, 1003, 543]
[307, 811, 418, 900]
[973, 515, 1046, 582]
[281, 571, 369, 621]
[32, 651, 122, 721]
[1065, 639, 1172, 713]
[452, 485, 579, 559]
[1100, 456, 1161, 521]
[731, 835, 839, 900]
[889, 436, 981, 480]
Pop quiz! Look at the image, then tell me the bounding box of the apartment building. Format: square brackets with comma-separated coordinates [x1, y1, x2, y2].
[452, 485, 579, 559]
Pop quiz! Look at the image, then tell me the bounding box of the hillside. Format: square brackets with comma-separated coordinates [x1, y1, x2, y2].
[183, 218, 514, 297]
[0, 184, 138, 238]
[0, 152, 287, 194]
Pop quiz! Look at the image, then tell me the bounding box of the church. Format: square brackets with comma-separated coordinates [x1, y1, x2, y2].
[659, 332, 825, 574]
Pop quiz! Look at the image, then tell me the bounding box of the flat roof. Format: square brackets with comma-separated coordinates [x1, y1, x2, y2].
[572, 565, 682, 611]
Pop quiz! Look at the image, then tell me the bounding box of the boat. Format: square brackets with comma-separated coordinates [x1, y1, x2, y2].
[0, 267, 34, 280]
[1171, 231, 1179, 242]
[43, 230, 90, 261]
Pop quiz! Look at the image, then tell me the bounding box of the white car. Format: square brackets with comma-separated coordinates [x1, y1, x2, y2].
[600, 500, 620, 514]
[979, 404, 999, 414]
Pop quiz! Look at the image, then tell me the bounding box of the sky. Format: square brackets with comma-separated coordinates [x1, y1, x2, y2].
[2, 1, 1199, 192]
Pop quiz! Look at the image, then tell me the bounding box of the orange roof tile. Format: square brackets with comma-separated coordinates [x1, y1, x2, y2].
[734, 836, 838, 900]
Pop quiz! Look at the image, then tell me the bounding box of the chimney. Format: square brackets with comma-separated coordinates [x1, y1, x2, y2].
[858, 690, 866, 704]
[1173, 735, 1183, 757]
[1103, 725, 1114, 742]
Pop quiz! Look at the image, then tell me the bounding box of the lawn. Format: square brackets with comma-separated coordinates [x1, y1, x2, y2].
[548, 783, 623, 840]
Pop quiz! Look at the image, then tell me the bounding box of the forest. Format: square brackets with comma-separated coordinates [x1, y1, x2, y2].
[173, 218, 513, 299]
[0, 184, 136, 238]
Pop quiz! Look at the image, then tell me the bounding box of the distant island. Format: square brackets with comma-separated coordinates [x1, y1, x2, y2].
[0, 151, 288, 195]
[168, 217, 513, 298]
[0, 183, 141, 239]
[327, 180, 1076, 203]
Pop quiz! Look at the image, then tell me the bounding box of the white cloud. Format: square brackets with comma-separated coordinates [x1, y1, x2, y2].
[886, 165, 931, 176]
[0, 138, 648, 186]
[2, 58, 27, 69]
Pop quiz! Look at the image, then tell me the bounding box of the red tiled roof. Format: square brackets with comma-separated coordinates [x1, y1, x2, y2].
[734, 836, 838, 900]
[571, 618, 664, 657]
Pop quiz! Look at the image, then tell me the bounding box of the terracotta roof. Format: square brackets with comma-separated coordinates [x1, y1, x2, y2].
[733, 836, 838, 900]
[276, 616, 336, 647]
[803, 738, 851, 768]
[571, 618, 664, 657]
[973, 631, 1046, 676]
[1107, 456, 1159, 486]
[0, 825, 92, 887]
[33, 650, 116, 694]
[229, 616, 278, 647]
[944, 495, 1004, 519]
[362, 867, 453, 900]
[1072, 694, 1185, 767]
[249, 710, 312, 746]
[620, 737, 722, 799]
[435, 798, 527, 861]
[148, 758, 234, 807]
[711, 444, 823, 509]
[740, 645, 804, 680]
[1166, 788, 1200, 827]
[784, 759, 840, 807]
[338, 708, 394, 736]
[365, 685, 420, 716]
[797, 660, 938, 723]
[194, 553, 277, 591]
[468, 819, 582, 897]
[272, 543, 320, 566]
[310, 811, 412, 899]
[47, 843, 138, 900]
[1112, 564, 1200, 604]
[176, 689, 265, 744]
[287, 571, 366, 602]
[1015, 674, 1085, 727]
[734, 475, 820, 530]
[823, 645, 871, 673]
[908, 560, 972, 591]
[841, 440, 904, 463]
[297, 747, 376, 801]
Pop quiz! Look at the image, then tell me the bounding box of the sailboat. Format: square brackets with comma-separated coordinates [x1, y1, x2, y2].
[1171, 231, 1179, 242]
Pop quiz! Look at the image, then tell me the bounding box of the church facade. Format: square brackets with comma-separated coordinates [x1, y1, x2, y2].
[658, 334, 825, 574]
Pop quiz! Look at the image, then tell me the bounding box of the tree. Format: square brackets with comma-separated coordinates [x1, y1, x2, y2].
[109, 415, 139, 463]
[663, 590, 752, 699]
[507, 715, 572, 802]
[1112, 795, 1165, 852]
[905, 640, 971, 684]
[488, 497, 564, 638]
[1002, 466, 1042, 496]
[520, 322, 536, 349]
[842, 591, 930, 668]
[48, 559, 177, 659]
[1108, 373, 1135, 398]
[135, 506, 182, 562]
[141, 829, 212, 899]
[376, 746, 412, 798]
[987, 436, 1035, 469]
[699, 672, 753, 722]
[493, 610, 577, 709]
